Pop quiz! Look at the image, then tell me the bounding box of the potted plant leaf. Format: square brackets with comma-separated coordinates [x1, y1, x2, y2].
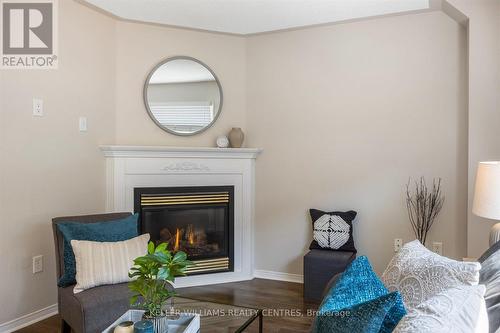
[128, 242, 192, 333]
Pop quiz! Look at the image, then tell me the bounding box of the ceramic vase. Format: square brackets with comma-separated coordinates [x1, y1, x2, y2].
[134, 320, 154, 333]
[113, 321, 134, 333]
[228, 127, 244, 148]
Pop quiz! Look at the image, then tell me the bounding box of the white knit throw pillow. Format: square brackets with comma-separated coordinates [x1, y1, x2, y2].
[71, 234, 150, 293]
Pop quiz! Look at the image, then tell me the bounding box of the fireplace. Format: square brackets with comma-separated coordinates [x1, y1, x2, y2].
[134, 186, 234, 275]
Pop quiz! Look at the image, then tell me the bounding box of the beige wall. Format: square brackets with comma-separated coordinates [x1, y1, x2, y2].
[0, 0, 116, 324]
[246, 11, 468, 274]
[114, 21, 246, 146]
[0, 4, 248, 326]
[446, 0, 500, 258]
[3, 0, 498, 326]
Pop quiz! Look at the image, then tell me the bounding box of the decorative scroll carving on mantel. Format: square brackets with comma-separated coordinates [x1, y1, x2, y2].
[163, 162, 210, 172]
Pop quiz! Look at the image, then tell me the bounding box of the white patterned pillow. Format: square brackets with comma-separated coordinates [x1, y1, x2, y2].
[381, 240, 481, 309]
[394, 285, 488, 333]
[71, 233, 150, 293]
[314, 214, 350, 249]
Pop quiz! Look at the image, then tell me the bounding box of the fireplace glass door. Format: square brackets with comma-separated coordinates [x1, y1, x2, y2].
[135, 186, 234, 275]
[142, 207, 228, 258]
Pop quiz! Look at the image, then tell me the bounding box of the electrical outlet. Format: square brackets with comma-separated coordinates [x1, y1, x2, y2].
[33, 255, 43, 274]
[432, 242, 443, 255]
[394, 238, 403, 252]
[33, 98, 43, 116]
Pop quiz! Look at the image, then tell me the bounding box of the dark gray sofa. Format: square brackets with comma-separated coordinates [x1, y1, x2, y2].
[478, 240, 500, 332]
[52, 212, 134, 333]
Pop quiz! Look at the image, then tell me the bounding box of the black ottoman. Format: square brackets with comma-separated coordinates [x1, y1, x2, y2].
[303, 249, 356, 302]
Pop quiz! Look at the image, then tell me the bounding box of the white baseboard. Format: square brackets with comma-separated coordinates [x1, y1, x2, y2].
[0, 304, 58, 333]
[254, 269, 304, 283]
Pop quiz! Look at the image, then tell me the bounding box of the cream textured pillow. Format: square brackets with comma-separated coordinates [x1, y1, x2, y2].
[71, 233, 150, 293]
[381, 240, 481, 309]
[394, 285, 488, 333]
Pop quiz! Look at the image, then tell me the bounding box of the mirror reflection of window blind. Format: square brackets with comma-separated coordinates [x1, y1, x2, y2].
[149, 102, 214, 133]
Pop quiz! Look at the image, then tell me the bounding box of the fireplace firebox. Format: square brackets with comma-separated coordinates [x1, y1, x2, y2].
[134, 186, 234, 275]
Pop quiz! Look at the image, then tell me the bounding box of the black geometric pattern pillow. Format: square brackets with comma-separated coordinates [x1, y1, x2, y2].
[309, 209, 357, 253]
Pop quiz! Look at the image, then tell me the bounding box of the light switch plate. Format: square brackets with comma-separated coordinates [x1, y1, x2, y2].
[79, 117, 87, 132]
[33, 98, 43, 116]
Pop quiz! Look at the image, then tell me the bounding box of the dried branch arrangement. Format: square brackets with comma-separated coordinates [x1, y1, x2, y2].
[406, 177, 445, 245]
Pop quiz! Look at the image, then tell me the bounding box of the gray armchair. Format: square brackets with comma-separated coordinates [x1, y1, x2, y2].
[52, 212, 134, 333]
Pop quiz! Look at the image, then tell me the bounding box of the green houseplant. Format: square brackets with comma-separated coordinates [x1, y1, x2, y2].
[128, 242, 192, 333]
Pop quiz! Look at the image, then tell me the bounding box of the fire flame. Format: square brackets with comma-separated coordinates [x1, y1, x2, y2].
[174, 228, 180, 251]
[173, 225, 196, 251]
[187, 224, 195, 245]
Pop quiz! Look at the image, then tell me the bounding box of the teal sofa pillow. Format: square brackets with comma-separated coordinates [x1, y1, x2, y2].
[57, 213, 139, 287]
[312, 256, 406, 333]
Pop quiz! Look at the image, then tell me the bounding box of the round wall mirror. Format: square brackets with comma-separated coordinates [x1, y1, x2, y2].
[144, 56, 223, 136]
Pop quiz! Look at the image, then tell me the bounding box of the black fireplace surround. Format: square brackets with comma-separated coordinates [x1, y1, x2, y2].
[134, 186, 234, 275]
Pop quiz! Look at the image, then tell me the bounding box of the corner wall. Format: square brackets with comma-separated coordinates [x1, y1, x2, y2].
[446, 0, 500, 258]
[246, 11, 468, 274]
[1, 0, 496, 328]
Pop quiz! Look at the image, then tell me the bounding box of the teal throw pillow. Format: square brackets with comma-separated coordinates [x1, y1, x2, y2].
[57, 213, 139, 287]
[312, 256, 406, 333]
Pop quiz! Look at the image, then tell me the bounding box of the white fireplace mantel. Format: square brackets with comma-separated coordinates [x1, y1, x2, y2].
[100, 145, 262, 287]
[100, 145, 262, 159]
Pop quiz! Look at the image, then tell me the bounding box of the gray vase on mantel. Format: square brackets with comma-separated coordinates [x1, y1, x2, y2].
[228, 127, 244, 148]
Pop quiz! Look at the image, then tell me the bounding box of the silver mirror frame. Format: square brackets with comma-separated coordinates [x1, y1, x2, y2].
[143, 56, 224, 136]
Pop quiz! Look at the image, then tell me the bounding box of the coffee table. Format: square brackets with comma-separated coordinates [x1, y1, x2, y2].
[168, 296, 263, 332]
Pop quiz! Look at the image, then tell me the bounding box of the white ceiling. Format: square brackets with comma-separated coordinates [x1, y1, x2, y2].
[83, 0, 431, 35]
